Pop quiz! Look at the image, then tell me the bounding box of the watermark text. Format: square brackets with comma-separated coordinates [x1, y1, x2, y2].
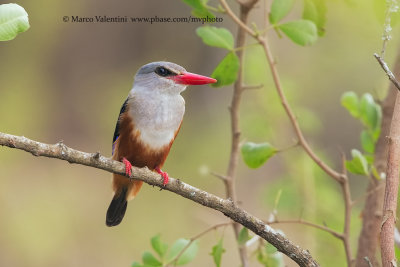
[62, 15, 223, 24]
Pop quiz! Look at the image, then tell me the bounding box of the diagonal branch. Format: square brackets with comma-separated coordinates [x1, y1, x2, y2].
[219, 0, 353, 264]
[267, 219, 343, 240]
[374, 53, 400, 91]
[0, 132, 319, 267]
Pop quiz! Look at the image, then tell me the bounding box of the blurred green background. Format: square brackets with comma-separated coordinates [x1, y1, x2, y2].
[0, 0, 398, 266]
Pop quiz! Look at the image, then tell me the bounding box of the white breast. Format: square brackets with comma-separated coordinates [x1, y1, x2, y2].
[128, 92, 185, 150]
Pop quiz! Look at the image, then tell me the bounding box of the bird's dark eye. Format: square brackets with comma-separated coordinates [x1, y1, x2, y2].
[155, 67, 173, 77]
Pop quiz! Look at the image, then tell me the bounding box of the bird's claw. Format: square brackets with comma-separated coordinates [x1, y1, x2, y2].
[122, 157, 133, 178]
[155, 167, 169, 186]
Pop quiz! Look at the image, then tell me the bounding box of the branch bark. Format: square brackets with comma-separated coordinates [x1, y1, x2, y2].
[381, 91, 400, 267]
[355, 53, 400, 267]
[0, 132, 320, 267]
[223, 0, 259, 266]
[372, 51, 400, 267]
[218, 0, 353, 264]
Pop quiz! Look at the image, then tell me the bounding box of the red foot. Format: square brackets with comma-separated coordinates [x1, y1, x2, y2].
[155, 167, 169, 185]
[122, 158, 133, 177]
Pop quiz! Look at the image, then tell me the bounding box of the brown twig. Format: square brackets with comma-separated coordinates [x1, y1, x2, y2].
[267, 219, 343, 240]
[222, 0, 259, 266]
[210, 171, 228, 181]
[259, 35, 345, 183]
[340, 153, 353, 266]
[352, 183, 385, 207]
[375, 23, 400, 266]
[0, 132, 319, 266]
[242, 84, 263, 90]
[380, 92, 400, 267]
[220, 0, 344, 183]
[219, 0, 354, 264]
[374, 53, 400, 91]
[167, 222, 231, 266]
[355, 55, 399, 267]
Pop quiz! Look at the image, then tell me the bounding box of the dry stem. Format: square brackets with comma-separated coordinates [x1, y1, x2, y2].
[0, 132, 319, 266]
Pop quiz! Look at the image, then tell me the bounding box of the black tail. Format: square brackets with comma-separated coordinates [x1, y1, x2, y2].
[106, 187, 128, 227]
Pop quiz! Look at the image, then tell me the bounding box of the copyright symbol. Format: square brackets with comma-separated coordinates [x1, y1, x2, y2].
[63, 16, 69, 22]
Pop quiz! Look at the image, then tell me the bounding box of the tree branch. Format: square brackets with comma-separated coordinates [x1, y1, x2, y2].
[0, 132, 319, 267]
[355, 52, 400, 267]
[167, 222, 232, 266]
[267, 219, 343, 240]
[374, 53, 400, 91]
[377, 61, 400, 267]
[223, 0, 259, 266]
[219, 0, 345, 184]
[381, 91, 400, 267]
[219, 0, 353, 264]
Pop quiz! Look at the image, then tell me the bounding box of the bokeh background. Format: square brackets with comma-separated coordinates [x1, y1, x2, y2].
[0, 0, 398, 266]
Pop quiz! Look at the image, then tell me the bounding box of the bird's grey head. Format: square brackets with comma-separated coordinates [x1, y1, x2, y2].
[133, 61, 188, 95]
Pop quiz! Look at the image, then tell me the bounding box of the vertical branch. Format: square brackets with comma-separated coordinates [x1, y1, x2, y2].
[381, 91, 400, 267]
[341, 178, 353, 266]
[355, 52, 400, 267]
[259, 33, 353, 266]
[224, 1, 259, 266]
[220, 0, 355, 264]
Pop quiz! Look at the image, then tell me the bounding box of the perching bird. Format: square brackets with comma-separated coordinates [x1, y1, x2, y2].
[106, 61, 217, 227]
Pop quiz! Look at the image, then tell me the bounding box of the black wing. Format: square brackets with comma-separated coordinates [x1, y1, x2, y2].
[112, 98, 129, 154]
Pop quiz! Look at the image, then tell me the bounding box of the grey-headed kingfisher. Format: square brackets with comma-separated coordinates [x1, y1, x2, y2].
[106, 61, 217, 227]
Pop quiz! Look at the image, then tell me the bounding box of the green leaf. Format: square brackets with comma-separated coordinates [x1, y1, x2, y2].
[361, 130, 375, 154]
[241, 142, 277, 169]
[182, 0, 215, 19]
[142, 252, 162, 267]
[257, 243, 283, 267]
[151, 234, 168, 259]
[166, 238, 198, 265]
[278, 19, 318, 46]
[196, 26, 234, 50]
[176, 240, 198, 265]
[166, 239, 187, 262]
[0, 3, 30, 41]
[131, 262, 143, 267]
[210, 52, 240, 87]
[302, 0, 327, 36]
[269, 0, 295, 24]
[341, 91, 359, 118]
[265, 243, 278, 254]
[238, 227, 251, 245]
[210, 238, 225, 267]
[345, 149, 369, 175]
[371, 165, 381, 180]
[359, 93, 380, 131]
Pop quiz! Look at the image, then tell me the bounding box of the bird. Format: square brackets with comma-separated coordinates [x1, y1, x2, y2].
[106, 61, 217, 227]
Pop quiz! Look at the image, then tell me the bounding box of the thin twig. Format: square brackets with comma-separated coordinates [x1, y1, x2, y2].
[259, 36, 345, 183]
[0, 132, 320, 267]
[210, 171, 228, 181]
[220, 0, 344, 184]
[222, 0, 259, 266]
[242, 84, 263, 90]
[364, 257, 374, 267]
[219, 0, 354, 264]
[340, 153, 354, 265]
[267, 219, 343, 240]
[352, 183, 385, 207]
[374, 53, 400, 91]
[167, 222, 232, 266]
